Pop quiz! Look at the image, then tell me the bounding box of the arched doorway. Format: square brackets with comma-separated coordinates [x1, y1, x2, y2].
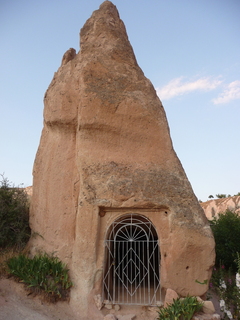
[102, 214, 161, 306]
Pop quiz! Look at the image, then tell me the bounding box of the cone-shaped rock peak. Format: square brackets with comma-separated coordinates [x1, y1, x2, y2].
[30, 2, 215, 319]
[80, 0, 136, 64]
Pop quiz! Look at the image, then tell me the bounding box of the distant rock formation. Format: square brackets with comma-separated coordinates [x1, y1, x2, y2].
[24, 186, 33, 197]
[29, 2, 215, 319]
[201, 195, 240, 220]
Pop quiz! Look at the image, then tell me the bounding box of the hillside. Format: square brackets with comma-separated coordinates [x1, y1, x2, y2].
[200, 195, 240, 220]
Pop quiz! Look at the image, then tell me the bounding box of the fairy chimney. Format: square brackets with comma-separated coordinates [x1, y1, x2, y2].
[29, 2, 215, 319]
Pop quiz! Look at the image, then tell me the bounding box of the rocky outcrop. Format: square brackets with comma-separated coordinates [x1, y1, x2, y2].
[201, 196, 240, 220]
[24, 186, 33, 198]
[29, 2, 215, 319]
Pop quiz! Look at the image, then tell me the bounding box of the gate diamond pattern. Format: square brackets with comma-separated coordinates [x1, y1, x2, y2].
[123, 258, 140, 284]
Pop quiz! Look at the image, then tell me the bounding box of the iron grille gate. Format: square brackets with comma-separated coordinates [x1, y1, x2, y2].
[103, 214, 161, 306]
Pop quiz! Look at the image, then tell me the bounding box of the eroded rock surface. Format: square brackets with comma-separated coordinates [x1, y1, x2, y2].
[29, 2, 215, 319]
[201, 195, 240, 220]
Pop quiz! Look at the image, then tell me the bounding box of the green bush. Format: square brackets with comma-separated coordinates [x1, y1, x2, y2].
[157, 296, 203, 320]
[210, 210, 240, 272]
[236, 252, 240, 273]
[0, 174, 31, 248]
[7, 253, 73, 302]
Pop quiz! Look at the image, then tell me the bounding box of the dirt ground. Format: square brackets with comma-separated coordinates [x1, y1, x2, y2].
[0, 278, 77, 320]
[0, 277, 222, 320]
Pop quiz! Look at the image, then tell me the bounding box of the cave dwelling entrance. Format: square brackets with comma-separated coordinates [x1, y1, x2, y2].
[102, 213, 161, 306]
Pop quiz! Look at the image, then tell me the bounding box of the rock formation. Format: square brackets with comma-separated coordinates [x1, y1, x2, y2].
[201, 195, 240, 220]
[29, 2, 215, 319]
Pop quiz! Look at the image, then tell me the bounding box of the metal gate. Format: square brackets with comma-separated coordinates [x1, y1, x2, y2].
[103, 214, 161, 306]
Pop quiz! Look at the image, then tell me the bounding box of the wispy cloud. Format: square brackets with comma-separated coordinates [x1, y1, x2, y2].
[157, 76, 222, 100]
[212, 80, 240, 104]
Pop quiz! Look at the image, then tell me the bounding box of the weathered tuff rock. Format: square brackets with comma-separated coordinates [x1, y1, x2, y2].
[201, 195, 240, 220]
[29, 1, 215, 319]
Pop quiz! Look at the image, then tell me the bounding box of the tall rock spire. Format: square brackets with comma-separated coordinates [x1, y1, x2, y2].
[30, 2, 215, 319]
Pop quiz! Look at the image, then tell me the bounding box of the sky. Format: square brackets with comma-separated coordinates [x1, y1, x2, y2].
[0, 0, 239, 202]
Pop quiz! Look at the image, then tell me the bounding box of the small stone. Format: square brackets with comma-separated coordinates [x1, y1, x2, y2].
[196, 296, 203, 303]
[93, 294, 103, 310]
[114, 304, 120, 311]
[105, 303, 113, 310]
[104, 300, 110, 304]
[164, 288, 179, 307]
[202, 301, 215, 314]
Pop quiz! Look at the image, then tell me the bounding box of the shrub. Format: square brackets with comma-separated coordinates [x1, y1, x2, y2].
[210, 210, 240, 272]
[157, 296, 203, 320]
[7, 253, 73, 302]
[211, 265, 240, 319]
[0, 174, 31, 248]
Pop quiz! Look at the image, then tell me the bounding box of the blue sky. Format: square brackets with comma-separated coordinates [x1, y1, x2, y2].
[0, 0, 239, 201]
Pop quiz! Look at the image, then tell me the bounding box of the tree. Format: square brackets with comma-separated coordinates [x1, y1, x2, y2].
[208, 195, 214, 199]
[216, 194, 227, 199]
[210, 210, 240, 271]
[0, 174, 31, 248]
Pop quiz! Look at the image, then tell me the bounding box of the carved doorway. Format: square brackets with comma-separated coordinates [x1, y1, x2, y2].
[102, 214, 161, 305]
